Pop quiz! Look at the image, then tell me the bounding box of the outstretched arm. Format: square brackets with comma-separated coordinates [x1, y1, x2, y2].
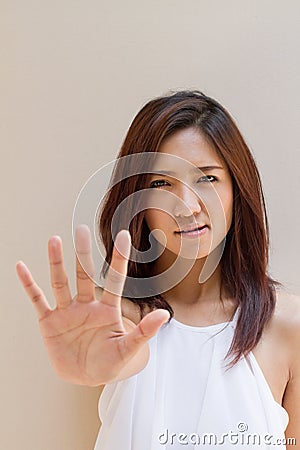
[16, 225, 169, 386]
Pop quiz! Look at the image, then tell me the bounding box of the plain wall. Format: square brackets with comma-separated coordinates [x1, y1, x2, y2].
[1, 1, 299, 449]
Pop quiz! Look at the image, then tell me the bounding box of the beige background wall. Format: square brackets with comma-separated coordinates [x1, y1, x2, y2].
[1, 1, 299, 449]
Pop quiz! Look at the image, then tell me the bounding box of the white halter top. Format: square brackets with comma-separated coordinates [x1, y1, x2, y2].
[94, 307, 289, 449]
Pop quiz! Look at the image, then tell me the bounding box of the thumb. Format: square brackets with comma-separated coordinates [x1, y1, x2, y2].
[138, 309, 170, 337]
[123, 309, 170, 354]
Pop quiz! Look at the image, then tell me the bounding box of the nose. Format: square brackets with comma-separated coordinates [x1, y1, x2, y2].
[173, 184, 202, 217]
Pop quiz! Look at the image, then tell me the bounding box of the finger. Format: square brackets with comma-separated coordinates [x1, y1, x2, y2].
[75, 225, 95, 303]
[48, 236, 73, 309]
[101, 230, 131, 309]
[123, 309, 170, 354]
[16, 260, 52, 320]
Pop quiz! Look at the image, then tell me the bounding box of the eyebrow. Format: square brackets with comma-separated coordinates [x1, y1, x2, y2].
[152, 165, 224, 175]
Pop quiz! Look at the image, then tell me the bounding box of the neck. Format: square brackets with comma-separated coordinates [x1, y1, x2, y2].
[151, 246, 235, 320]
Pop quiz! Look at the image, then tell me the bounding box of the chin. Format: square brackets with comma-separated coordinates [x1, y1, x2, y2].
[168, 235, 226, 260]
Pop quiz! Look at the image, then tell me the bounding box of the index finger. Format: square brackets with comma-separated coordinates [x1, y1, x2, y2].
[48, 236, 73, 309]
[75, 225, 96, 303]
[101, 230, 131, 308]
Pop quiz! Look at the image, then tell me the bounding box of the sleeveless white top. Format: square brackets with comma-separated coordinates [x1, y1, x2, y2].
[94, 307, 289, 450]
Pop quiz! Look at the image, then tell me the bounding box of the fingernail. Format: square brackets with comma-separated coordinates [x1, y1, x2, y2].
[51, 236, 60, 248]
[16, 261, 26, 274]
[75, 226, 91, 253]
[162, 312, 170, 323]
[115, 230, 131, 258]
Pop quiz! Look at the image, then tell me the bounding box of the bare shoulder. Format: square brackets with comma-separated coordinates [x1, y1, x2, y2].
[270, 287, 300, 365]
[272, 287, 300, 332]
[273, 288, 300, 438]
[259, 287, 300, 367]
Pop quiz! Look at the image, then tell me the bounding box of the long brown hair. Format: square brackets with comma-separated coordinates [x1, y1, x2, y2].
[98, 90, 282, 365]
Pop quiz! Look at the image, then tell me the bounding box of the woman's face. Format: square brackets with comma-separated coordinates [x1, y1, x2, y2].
[144, 127, 233, 260]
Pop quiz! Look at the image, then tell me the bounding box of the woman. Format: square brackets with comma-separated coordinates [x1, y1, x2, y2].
[16, 91, 300, 449]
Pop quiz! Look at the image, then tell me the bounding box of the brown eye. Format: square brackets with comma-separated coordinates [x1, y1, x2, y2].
[198, 175, 217, 183]
[150, 180, 170, 188]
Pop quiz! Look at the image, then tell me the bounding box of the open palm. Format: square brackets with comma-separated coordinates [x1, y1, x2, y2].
[16, 226, 169, 386]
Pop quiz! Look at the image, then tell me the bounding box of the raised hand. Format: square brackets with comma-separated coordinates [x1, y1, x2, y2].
[16, 226, 170, 386]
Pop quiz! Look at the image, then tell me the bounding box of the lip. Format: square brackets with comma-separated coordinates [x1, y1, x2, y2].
[175, 224, 208, 233]
[174, 224, 209, 238]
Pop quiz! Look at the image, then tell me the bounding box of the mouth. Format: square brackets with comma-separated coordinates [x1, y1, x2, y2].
[174, 224, 208, 235]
